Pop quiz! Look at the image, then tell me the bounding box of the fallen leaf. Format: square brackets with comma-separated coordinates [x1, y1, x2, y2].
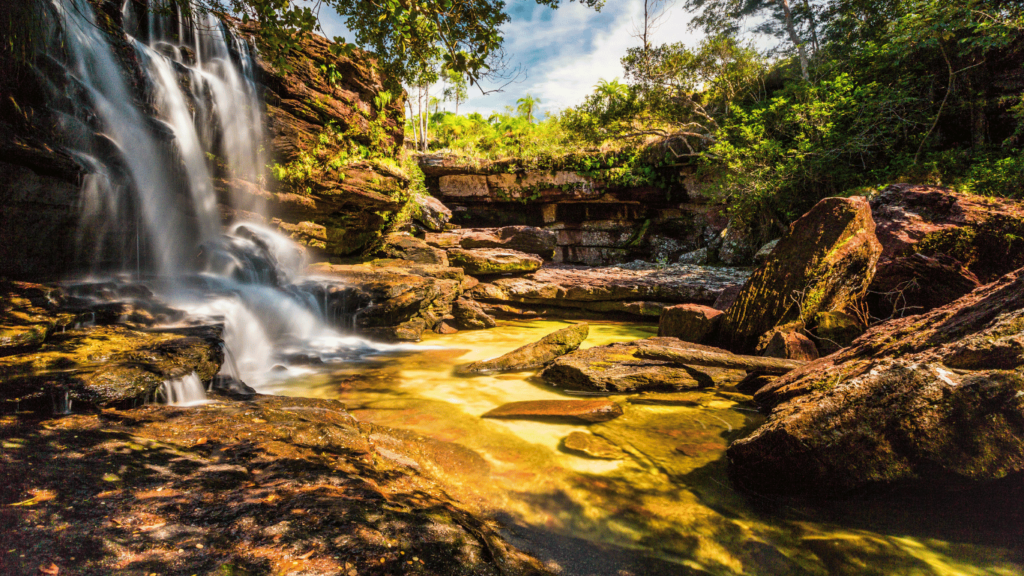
[39, 563, 59, 575]
[193, 437, 208, 446]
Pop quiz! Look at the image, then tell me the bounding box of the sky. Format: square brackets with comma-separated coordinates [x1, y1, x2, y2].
[313, 0, 708, 117]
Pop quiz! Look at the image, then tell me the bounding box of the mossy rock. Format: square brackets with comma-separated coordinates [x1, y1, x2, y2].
[457, 323, 588, 374]
[447, 248, 543, 275]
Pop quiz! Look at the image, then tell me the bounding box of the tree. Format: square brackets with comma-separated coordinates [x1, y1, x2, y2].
[442, 70, 469, 115]
[164, 0, 606, 87]
[516, 94, 541, 123]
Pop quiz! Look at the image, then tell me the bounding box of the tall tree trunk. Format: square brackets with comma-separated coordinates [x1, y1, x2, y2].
[407, 99, 418, 149]
[778, 0, 810, 81]
[801, 0, 820, 54]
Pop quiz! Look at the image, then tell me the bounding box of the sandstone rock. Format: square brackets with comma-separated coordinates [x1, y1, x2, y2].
[469, 264, 750, 318]
[870, 183, 1024, 282]
[0, 324, 223, 412]
[304, 263, 462, 341]
[453, 226, 557, 259]
[868, 253, 982, 319]
[677, 247, 709, 265]
[561, 431, 625, 459]
[452, 298, 497, 330]
[439, 175, 489, 197]
[752, 239, 780, 267]
[540, 337, 746, 393]
[719, 197, 882, 352]
[658, 304, 723, 343]
[482, 399, 622, 423]
[457, 323, 588, 374]
[447, 248, 543, 275]
[375, 234, 449, 266]
[813, 311, 864, 354]
[729, 266, 1024, 495]
[758, 327, 819, 362]
[712, 285, 743, 311]
[411, 193, 452, 231]
[424, 232, 462, 248]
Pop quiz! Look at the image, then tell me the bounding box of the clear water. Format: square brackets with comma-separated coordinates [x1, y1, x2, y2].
[270, 320, 1024, 576]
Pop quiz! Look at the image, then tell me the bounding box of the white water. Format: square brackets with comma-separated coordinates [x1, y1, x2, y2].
[161, 372, 209, 406]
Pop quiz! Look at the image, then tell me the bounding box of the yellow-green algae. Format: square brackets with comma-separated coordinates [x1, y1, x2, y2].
[269, 320, 1024, 575]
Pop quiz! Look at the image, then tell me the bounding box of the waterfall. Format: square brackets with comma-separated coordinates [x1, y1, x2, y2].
[39, 0, 412, 398]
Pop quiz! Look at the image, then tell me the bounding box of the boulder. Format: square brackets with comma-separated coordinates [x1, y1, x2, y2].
[677, 247, 709, 265]
[658, 304, 723, 343]
[712, 285, 743, 311]
[447, 248, 543, 275]
[540, 337, 746, 393]
[424, 232, 462, 248]
[451, 298, 497, 330]
[728, 266, 1024, 496]
[453, 226, 557, 259]
[482, 399, 623, 424]
[411, 193, 452, 232]
[752, 239, 780, 267]
[868, 253, 981, 319]
[757, 327, 819, 362]
[719, 197, 882, 352]
[457, 323, 588, 374]
[561, 431, 625, 459]
[374, 234, 449, 266]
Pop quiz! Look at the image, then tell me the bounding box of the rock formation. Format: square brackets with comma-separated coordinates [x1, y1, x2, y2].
[457, 323, 589, 374]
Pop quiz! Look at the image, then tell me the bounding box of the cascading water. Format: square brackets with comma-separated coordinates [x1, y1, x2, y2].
[37, 0, 410, 401]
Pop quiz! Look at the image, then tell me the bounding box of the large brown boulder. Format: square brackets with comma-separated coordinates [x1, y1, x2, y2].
[451, 298, 497, 330]
[728, 266, 1024, 496]
[719, 197, 882, 352]
[452, 226, 557, 259]
[870, 183, 1024, 282]
[540, 337, 746, 393]
[447, 248, 543, 275]
[867, 253, 981, 319]
[457, 323, 588, 374]
[658, 304, 723, 343]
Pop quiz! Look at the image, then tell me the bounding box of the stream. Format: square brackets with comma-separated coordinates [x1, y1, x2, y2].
[260, 320, 1024, 576]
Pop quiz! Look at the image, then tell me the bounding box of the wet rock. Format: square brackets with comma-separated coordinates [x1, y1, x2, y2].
[457, 323, 588, 374]
[757, 327, 819, 362]
[210, 375, 257, 399]
[541, 337, 746, 393]
[729, 266, 1024, 495]
[0, 324, 223, 412]
[677, 247, 709, 265]
[0, 281, 75, 350]
[561, 431, 625, 459]
[447, 248, 543, 275]
[469, 263, 750, 319]
[304, 263, 462, 341]
[736, 372, 776, 394]
[374, 234, 449, 266]
[658, 304, 723, 343]
[452, 226, 557, 259]
[868, 253, 981, 319]
[451, 298, 497, 330]
[752, 239, 780, 267]
[411, 193, 452, 232]
[720, 197, 882, 352]
[482, 399, 623, 423]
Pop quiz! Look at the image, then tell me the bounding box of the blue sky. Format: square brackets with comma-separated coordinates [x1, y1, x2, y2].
[314, 1, 707, 117]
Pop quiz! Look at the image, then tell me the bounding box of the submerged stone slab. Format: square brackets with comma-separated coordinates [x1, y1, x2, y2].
[482, 399, 623, 423]
[540, 337, 746, 393]
[562, 431, 625, 459]
[457, 323, 588, 374]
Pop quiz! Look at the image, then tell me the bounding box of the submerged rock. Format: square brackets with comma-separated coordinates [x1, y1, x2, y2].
[482, 399, 623, 423]
[457, 323, 588, 374]
[719, 197, 882, 352]
[541, 337, 746, 393]
[561, 431, 625, 459]
[447, 248, 543, 275]
[729, 266, 1024, 496]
